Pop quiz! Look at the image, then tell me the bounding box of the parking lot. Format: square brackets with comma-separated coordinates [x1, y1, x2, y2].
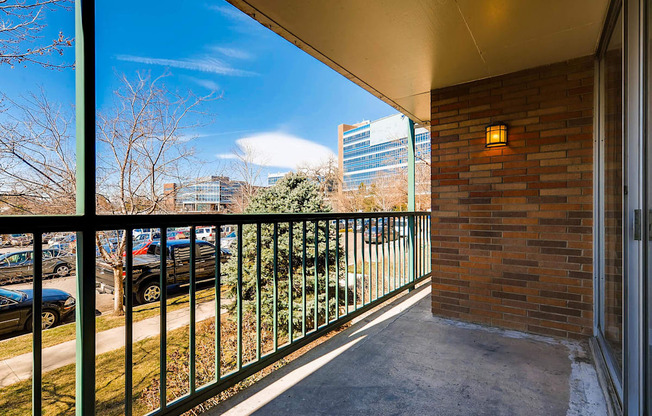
[0, 242, 114, 341]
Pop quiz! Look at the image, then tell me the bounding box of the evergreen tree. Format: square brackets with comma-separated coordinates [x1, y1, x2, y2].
[223, 173, 345, 336]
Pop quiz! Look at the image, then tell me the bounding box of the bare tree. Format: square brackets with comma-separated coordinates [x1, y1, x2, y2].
[0, 89, 75, 214]
[229, 143, 265, 213]
[0, 0, 74, 69]
[297, 154, 339, 200]
[372, 170, 405, 211]
[332, 142, 431, 213]
[95, 71, 216, 314]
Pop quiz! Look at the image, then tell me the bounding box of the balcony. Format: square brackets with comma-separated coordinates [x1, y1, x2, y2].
[1, 0, 648, 414]
[207, 283, 608, 416]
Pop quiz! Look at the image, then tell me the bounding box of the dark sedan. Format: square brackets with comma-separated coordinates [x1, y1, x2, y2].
[363, 226, 399, 243]
[0, 287, 75, 335]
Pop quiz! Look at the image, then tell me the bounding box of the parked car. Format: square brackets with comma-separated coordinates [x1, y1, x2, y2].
[0, 249, 75, 285]
[10, 234, 32, 247]
[220, 231, 236, 249]
[0, 287, 75, 334]
[133, 230, 160, 244]
[96, 239, 230, 304]
[124, 240, 156, 256]
[363, 226, 398, 243]
[48, 233, 76, 248]
[196, 227, 215, 242]
[132, 228, 152, 237]
[167, 230, 187, 240]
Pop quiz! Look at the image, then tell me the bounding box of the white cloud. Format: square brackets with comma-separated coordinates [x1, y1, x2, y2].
[217, 132, 335, 169]
[207, 5, 252, 22]
[115, 54, 257, 77]
[211, 46, 252, 60]
[188, 77, 220, 91]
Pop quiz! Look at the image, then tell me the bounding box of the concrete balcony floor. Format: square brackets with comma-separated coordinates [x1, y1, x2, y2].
[208, 283, 608, 416]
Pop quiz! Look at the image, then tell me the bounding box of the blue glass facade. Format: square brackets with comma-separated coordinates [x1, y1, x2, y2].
[340, 114, 430, 191]
[267, 172, 289, 186]
[175, 176, 243, 212]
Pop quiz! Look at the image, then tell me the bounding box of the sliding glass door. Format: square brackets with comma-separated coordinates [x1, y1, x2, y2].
[597, 4, 624, 397]
[597, 1, 650, 414]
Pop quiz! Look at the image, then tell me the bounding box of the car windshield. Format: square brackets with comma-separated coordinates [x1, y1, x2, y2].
[0, 288, 25, 302]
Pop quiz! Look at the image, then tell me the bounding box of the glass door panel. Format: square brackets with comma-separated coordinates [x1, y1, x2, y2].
[600, 9, 623, 377]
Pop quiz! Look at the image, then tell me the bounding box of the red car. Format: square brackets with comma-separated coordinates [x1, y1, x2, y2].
[123, 240, 155, 257]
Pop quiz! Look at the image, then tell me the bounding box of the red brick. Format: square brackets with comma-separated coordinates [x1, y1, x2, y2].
[430, 55, 593, 339]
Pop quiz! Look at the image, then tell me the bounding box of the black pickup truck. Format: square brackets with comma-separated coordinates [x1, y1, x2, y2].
[96, 239, 229, 304]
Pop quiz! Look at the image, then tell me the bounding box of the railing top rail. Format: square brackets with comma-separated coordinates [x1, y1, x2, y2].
[1, 211, 432, 233]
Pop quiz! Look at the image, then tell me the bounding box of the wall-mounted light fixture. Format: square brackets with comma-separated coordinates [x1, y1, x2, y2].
[485, 123, 508, 148]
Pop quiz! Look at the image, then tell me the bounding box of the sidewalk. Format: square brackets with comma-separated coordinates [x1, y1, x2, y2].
[0, 299, 224, 388]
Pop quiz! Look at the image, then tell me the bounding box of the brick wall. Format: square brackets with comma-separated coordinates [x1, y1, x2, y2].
[430, 56, 594, 339]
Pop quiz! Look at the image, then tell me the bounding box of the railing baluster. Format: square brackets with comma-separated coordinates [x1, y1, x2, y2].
[32, 234, 42, 416]
[288, 221, 293, 342]
[353, 218, 357, 311]
[398, 216, 406, 287]
[335, 220, 340, 320]
[417, 215, 423, 277]
[273, 222, 278, 351]
[215, 228, 221, 380]
[256, 223, 262, 360]
[313, 220, 318, 331]
[302, 221, 307, 337]
[360, 218, 364, 307]
[393, 216, 398, 292]
[189, 226, 196, 394]
[368, 218, 372, 304]
[125, 229, 133, 416]
[344, 219, 349, 316]
[160, 227, 168, 409]
[422, 215, 425, 277]
[382, 216, 386, 296]
[421, 215, 425, 277]
[325, 221, 330, 324]
[375, 217, 379, 300]
[236, 225, 243, 371]
[396, 216, 400, 290]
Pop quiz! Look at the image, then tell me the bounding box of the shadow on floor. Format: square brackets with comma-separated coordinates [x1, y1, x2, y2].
[207, 283, 607, 416]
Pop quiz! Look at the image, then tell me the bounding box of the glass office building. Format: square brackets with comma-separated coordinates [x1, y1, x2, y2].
[267, 172, 289, 186]
[339, 113, 430, 191]
[167, 176, 243, 212]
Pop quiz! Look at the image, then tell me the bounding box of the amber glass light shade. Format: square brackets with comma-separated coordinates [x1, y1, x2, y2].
[485, 123, 507, 147]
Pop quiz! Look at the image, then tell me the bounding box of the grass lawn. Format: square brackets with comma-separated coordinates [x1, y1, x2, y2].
[0, 317, 195, 415]
[0, 313, 348, 415]
[0, 286, 221, 362]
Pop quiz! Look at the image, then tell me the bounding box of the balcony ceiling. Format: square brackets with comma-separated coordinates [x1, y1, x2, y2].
[228, 0, 610, 125]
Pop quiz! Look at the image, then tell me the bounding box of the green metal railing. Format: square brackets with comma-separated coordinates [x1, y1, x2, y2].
[6, 211, 430, 415]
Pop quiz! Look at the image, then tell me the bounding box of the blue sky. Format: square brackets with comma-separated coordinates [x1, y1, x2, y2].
[1, 0, 395, 183]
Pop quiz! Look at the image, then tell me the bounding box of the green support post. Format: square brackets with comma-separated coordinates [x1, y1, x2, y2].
[75, 1, 96, 414]
[407, 117, 416, 289]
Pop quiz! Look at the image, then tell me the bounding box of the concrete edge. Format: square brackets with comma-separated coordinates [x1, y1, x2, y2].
[588, 337, 623, 416]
